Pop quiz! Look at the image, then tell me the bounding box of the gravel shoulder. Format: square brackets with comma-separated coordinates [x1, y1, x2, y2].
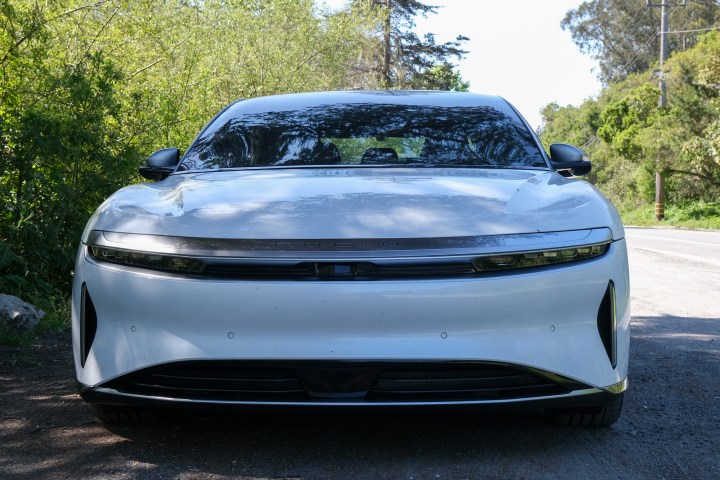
[1, 234, 719, 479]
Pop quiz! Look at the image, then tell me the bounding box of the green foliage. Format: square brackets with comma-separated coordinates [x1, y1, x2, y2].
[0, 291, 71, 347]
[597, 83, 661, 160]
[0, 0, 385, 302]
[408, 62, 470, 91]
[681, 119, 720, 185]
[540, 100, 601, 149]
[0, 325, 36, 349]
[674, 201, 720, 221]
[2, 38, 137, 296]
[541, 31, 720, 218]
[619, 202, 720, 229]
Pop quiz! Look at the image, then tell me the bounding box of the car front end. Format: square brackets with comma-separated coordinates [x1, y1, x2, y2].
[72, 91, 629, 426]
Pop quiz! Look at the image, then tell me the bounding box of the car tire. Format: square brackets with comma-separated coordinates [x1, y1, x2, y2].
[92, 405, 158, 424]
[545, 392, 624, 427]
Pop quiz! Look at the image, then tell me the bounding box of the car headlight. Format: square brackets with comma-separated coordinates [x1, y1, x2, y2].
[88, 246, 205, 274]
[472, 243, 608, 272]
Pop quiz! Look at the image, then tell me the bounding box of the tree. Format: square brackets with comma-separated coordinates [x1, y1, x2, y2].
[540, 31, 720, 210]
[0, 1, 144, 296]
[353, 0, 468, 89]
[562, 0, 720, 84]
[409, 62, 469, 91]
[0, 0, 381, 296]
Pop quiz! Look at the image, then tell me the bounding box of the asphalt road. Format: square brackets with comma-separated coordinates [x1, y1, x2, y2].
[1, 227, 719, 479]
[626, 227, 720, 269]
[625, 227, 720, 319]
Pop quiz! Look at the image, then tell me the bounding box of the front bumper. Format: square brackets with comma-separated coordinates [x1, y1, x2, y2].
[72, 236, 630, 406]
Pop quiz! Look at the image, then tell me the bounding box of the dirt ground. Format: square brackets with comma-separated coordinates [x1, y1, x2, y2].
[1, 234, 719, 479]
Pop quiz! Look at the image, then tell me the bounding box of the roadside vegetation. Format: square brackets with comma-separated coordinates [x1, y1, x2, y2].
[541, 0, 720, 229]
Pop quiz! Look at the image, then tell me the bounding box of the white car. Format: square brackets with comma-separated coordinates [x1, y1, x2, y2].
[72, 91, 630, 426]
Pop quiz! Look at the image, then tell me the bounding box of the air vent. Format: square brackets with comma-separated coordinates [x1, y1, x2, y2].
[80, 283, 98, 368]
[597, 281, 617, 368]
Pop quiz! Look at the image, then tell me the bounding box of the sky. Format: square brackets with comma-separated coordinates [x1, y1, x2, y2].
[321, 0, 602, 130]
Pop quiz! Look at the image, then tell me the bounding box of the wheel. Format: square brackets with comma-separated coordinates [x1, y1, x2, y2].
[545, 392, 624, 427]
[92, 404, 158, 424]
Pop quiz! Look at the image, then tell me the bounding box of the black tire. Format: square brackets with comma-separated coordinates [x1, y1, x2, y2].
[92, 404, 158, 425]
[545, 392, 624, 427]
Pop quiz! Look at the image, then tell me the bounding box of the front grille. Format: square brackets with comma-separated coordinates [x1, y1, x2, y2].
[110, 364, 307, 402]
[368, 366, 567, 401]
[103, 361, 577, 403]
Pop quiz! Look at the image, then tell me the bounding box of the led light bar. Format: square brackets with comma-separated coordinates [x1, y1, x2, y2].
[89, 246, 205, 274]
[88, 242, 611, 277]
[472, 243, 609, 272]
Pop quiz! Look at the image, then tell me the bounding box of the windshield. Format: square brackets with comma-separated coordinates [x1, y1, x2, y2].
[178, 103, 548, 171]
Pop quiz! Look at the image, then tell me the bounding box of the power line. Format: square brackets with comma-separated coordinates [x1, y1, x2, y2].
[604, 4, 652, 74]
[617, 3, 651, 41]
[690, 1, 720, 7]
[666, 25, 720, 33]
[615, 30, 659, 77]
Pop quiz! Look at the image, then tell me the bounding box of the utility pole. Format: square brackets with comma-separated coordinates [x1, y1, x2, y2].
[658, 2, 668, 110]
[647, 0, 685, 220]
[657, 0, 668, 221]
[646, 1, 669, 220]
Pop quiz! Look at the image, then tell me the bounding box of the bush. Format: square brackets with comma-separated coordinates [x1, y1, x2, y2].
[618, 201, 720, 229]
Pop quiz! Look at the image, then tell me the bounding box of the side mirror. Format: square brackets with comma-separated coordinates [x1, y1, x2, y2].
[139, 148, 179, 181]
[549, 143, 592, 176]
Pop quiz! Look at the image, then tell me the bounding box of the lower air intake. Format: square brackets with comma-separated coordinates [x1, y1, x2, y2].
[102, 361, 577, 403]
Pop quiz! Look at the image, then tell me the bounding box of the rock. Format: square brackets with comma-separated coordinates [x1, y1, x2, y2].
[0, 294, 45, 331]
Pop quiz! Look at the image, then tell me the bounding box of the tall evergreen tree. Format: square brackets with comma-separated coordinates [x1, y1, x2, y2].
[353, 0, 468, 90]
[562, 0, 720, 84]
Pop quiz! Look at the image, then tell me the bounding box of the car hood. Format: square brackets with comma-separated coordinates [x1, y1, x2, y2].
[83, 168, 624, 241]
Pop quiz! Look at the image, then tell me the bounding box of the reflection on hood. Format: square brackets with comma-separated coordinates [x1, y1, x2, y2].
[85, 168, 623, 241]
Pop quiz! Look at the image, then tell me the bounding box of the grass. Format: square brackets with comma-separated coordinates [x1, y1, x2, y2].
[0, 293, 70, 347]
[619, 202, 720, 229]
[0, 325, 38, 349]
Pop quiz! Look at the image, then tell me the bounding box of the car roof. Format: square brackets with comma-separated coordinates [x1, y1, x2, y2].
[223, 90, 517, 117]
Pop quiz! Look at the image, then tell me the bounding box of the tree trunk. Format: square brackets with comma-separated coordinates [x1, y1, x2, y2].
[382, 0, 391, 88]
